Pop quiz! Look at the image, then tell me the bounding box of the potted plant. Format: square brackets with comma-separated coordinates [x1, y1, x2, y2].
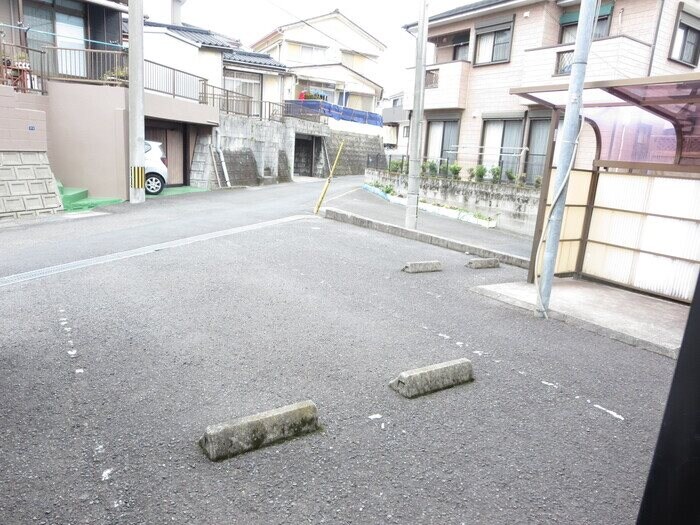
[505, 169, 516, 182]
[448, 163, 462, 179]
[473, 165, 486, 182]
[490, 166, 502, 183]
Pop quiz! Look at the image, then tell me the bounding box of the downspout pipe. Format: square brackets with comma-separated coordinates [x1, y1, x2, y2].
[648, 0, 666, 76]
[214, 128, 231, 188]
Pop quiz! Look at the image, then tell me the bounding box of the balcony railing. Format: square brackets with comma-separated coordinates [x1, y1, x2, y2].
[4, 46, 312, 123]
[45, 47, 128, 85]
[203, 85, 293, 122]
[144, 60, 204, 101]
[0, 42, 47, 94]
[403, 60, 471, 110]
[522, 35, 652, 86]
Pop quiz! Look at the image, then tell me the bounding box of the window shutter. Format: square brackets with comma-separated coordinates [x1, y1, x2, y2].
[475, 14, 513, 35]
[560, 3, 614, 25]
[681, 11, 700, 32]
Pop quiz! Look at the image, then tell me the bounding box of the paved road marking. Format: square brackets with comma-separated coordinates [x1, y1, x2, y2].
[0, 215, 315, 288]
[324, 187, 360, 203]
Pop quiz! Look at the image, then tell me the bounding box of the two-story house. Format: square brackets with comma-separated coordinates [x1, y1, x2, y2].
[251, 9, 385, 115]
[403, 0, 700, 181]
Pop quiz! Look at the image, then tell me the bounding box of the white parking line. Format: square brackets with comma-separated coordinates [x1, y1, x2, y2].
[324, 187, 360, 204]
[0, 215, 316, 288]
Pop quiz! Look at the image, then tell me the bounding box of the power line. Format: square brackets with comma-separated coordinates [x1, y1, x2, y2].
[259, 0, 380, 64]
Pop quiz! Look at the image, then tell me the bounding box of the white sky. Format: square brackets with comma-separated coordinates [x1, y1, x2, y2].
[180, 0, 468, 96]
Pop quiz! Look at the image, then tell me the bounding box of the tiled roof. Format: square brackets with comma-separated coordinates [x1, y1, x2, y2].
[223, 49, 287, 71]
[124, 19, 241, 49]
[404, 0, 510, 28]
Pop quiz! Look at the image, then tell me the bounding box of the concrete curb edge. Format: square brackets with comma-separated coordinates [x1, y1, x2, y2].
[320, 207, 530, 269]
[471, 285, 679, 360]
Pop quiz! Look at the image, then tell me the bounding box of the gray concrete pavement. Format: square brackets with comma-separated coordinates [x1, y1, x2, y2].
[328, 187, 533, 259]
[0, 179, 674, 523]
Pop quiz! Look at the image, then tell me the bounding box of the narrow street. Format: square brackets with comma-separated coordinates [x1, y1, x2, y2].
[0, 179, 674, 524]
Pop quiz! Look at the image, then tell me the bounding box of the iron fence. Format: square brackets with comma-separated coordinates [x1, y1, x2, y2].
[0, 41, 47, 93]
[367, 147, 546, 185]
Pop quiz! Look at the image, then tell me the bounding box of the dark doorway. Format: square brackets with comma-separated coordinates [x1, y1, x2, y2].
[294, 136, 313, 177]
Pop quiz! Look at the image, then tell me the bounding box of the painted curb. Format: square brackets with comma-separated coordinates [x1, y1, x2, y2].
[199, 400, 319, 461]
[389, 358, 474, 398]
[362, 184, 391, 201]
[321, 207, 530, 269]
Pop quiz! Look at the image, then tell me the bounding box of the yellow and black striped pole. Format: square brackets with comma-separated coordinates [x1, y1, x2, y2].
[314, 140, 344, 215]
[130, 166, 145, 191]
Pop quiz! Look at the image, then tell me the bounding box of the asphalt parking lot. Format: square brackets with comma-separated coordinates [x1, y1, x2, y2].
[0, 213, 673, 524]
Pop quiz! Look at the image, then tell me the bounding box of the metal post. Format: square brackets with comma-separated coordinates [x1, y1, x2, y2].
[537, 0, 598, 316]
[405, 0, 428, 230]
[128, 0, 145, 204]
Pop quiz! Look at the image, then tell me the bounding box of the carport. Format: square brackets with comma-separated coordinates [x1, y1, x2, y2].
[511, 73, 700, 304]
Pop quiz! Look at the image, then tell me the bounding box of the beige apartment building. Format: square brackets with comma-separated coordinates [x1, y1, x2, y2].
[400, 0, 700, 181]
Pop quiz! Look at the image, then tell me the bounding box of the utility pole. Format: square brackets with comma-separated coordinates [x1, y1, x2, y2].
[128, 0, 145, 204]
[537, 0, 599, 316]
[405, 0, 428, 230]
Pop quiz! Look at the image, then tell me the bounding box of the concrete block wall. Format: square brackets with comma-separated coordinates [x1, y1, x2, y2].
[189, 132, 215, 189]
[326, 130, 385, 177]
[0, 151, 63, 220]
[366, 169, 539, 236]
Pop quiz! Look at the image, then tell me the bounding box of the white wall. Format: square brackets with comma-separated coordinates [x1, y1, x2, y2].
[262, 74, 282, 104]
[143, 0, 175, 25]
[143, 30, 223, 87]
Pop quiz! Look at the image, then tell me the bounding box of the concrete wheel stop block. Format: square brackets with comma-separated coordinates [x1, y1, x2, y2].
[466, 257, 500, 269]
[402, 261, 443, 273]
[199, 400, 319, 461]
[389, 358, 474, 398]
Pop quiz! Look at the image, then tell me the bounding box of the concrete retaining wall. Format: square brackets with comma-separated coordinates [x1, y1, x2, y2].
[0, 86, 63, 219]
[0, 151, 63, 220]
[203, 115, 385, 187]
[365, 169, 540, 236]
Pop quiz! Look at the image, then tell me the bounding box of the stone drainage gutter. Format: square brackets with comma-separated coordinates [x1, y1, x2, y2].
[321, 207, 529, 269]
[362, 184, 497, 228]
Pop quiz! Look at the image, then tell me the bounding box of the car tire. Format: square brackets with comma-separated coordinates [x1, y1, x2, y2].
[145, 174, 165, 195]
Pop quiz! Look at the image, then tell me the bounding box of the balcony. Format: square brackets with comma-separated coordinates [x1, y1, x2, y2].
[521, 35, 653, 87]
[382, 105, 409, 124]
[403, 60, 470, 110]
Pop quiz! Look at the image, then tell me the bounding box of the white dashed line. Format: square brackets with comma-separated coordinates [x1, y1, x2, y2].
[594, 404, 625, 421]
[101, 468, 113, 481]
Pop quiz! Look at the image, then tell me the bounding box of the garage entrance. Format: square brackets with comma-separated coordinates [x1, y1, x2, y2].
[146, 120, 186, 186]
